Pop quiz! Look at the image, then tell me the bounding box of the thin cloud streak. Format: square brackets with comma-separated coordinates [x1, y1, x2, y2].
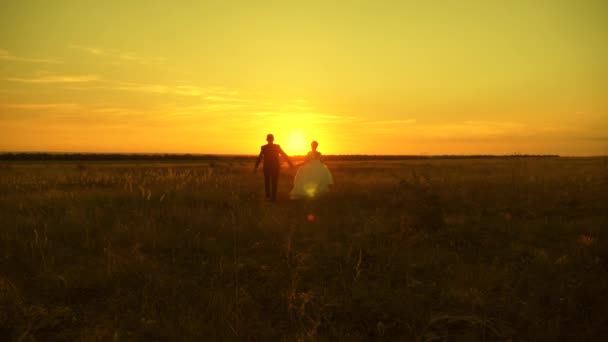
[70, 45, 165, 65]
[1, 66, 247, 100]
[203, 96, 254, 103]
[105, 81, 246, 99]
[4, 75, 99, 83]
[245, 111, 356, 125]
[423, 120, 525, 138]
[173, 104, 245, 113]
[69, 45, 106, 55]
[0, 103, 82, 110]
[0, 49, 60, 64]
[364, 119, 416, 125]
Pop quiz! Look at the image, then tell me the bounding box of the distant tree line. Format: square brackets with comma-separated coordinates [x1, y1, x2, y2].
[0, 153, 223, 161]
[0, 152, 560, 161]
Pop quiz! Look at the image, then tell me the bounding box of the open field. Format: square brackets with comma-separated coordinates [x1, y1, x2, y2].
[1, 157, 607, 341]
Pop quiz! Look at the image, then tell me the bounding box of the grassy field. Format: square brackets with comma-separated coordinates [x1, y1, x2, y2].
[1, 157, 607, 341]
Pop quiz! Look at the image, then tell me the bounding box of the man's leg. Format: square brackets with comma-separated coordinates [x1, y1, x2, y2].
[264, 173, 271, 199]
[271, 172, 279, 201]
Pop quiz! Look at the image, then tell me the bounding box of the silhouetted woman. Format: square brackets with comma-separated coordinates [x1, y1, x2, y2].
[289, 141, 333, 199]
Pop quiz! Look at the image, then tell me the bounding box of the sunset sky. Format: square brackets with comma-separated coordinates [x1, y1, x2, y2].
[1, 1, 607, 155]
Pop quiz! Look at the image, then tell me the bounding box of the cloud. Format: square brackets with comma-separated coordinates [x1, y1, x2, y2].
[364, 119, 416, 125]
[422, 120, 527, 139]
[4, 74, 99, 83]
[110, 82, 204, 96]
[118, 53, 155, 64]
[0, 49, 60, 64]
[0, 103, 172, 129]
[33, 77, 245, 100]
[111, 83, 171, 93]
[245, 111, 355, 125]
[302, 114, 356, 123]
[174, 86, 203, 96]
[107, 81, 246, 98]
[70, 45, 106, 55]
[207, 88, 240, 96]
[173, 103, 245, 113]
[70, 45, 164, 65]
[0, 103, 82, 110]
[203, 96, 253, 103]
[318, 114, 357, 120]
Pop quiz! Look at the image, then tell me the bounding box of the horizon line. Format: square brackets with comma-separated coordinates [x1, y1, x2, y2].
[0, 151, 590, 158]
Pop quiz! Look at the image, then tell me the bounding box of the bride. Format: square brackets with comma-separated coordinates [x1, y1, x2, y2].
[290, 141, 334, 199]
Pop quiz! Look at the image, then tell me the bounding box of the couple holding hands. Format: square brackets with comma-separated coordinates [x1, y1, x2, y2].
[254, 134, 333, 201]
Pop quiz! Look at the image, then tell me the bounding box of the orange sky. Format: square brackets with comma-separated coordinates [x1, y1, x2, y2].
[1, 1, 607, 155]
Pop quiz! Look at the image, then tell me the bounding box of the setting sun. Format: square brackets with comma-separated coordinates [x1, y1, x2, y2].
[284, 131, 308, 156]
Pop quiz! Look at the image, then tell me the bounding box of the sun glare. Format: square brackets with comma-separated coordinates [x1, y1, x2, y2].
[284, 131, 308, 156]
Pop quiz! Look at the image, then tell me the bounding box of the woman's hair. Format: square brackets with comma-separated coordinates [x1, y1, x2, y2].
[311, 141, 319, 149]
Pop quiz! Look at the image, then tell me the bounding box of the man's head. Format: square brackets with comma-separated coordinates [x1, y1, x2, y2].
[266, 134, 274, 143]
[311, 141, 318, 150]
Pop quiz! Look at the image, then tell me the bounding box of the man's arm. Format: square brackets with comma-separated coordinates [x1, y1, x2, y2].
[279, 147, 294, 168]
[254, 147, 264, 170]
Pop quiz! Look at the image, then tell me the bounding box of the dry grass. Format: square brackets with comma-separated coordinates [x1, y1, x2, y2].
[0, 157, 607, 341]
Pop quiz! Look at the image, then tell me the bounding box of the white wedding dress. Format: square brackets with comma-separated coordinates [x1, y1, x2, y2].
[290, 151, 334, 199]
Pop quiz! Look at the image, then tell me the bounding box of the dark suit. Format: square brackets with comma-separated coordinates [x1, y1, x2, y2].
[255, 143, 292, 200]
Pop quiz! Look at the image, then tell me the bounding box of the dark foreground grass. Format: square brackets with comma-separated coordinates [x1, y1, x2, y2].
[1, 158, 607, 341]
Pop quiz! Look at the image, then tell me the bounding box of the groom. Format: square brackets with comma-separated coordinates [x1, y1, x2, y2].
[254, 134, 293, 201]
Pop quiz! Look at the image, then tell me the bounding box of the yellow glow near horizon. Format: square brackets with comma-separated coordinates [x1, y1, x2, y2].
[284, 131, 308, 156]
[0, 1, 607, 155]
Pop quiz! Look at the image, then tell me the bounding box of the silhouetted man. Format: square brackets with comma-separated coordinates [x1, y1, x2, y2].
[254, 134, 293, 201]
